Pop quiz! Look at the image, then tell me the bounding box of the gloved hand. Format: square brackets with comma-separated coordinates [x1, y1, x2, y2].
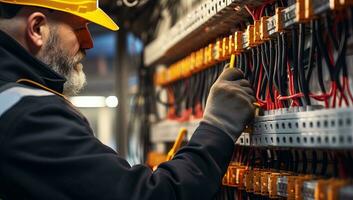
[202, 65, 256, 141]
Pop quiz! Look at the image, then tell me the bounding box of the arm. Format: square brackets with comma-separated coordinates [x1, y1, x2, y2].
[0, 67, 254, 200]
[0, 97, 234, 200]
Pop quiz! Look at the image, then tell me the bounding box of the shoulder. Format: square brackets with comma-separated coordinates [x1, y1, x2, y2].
[0, 83, 94, 148]
[0, 82, 56, 115]
[0, 83, 88, 131]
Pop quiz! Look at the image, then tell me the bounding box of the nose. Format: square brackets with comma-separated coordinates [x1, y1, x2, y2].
[77, 24, 94, 50]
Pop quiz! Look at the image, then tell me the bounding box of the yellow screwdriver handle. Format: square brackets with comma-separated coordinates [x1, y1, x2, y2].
[166, 128, 188, 161]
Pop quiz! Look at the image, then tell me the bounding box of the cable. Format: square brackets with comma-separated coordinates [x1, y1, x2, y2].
[280, 33, 289, 107]
[298, 23, 311, 106]
[291, 26, 303, 106]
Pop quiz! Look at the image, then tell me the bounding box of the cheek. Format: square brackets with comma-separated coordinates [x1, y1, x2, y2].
[57, 30, 81, 56]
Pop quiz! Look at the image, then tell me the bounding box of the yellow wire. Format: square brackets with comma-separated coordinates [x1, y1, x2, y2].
[229, 54, 236, 68]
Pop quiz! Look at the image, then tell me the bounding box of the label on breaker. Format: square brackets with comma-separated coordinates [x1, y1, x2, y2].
[283, 4, 296, 28]
[267, 16, 276, 36]
[302, 181, 317, 200]
[277, 176, 289, 197]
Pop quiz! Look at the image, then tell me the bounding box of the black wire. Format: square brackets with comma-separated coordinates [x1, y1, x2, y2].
[315, 20, 335, 82]
[275, 34, 281, 93]
[186, 75, 194, 111]
[341, 22, 349, 80]
[312, 151, 318, 175]
[200, 68, 210, 110]
[261, 44, 270, 80]
[334, 18, 349, 87]
[268, 40, 276, 102]
[243, 52, 250, 80]
[254, 47, 262, 90]
[316, 48, 327, 94]
[280, 33, 289, 107]
[325, 13, 339, 50]
[320, 151, 328, 176]
[302, 151, 307, 174]
[291, 26, 303, 106]
[351, 6, 353, 33]
[191, 73, 201, 114]
[260, 77, 268, 100]
[240, 53, 245, 73]
[156, 83, 186, 107]
[236, 54, 240, 70]
[294, 150, 299, 173]
[172, 80, 185, 116]
[306, 20, 316, 84]
[298, 23, 311, 106]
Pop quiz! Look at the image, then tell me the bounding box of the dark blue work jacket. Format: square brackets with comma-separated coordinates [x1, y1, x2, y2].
[0, 30, 234, 200]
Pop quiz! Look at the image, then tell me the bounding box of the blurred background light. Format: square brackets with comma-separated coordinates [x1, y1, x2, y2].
[105, 96, 119, 108]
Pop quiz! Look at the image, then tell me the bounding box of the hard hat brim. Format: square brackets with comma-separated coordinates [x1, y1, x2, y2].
[73, 8, 119, 31]
[0, 0, 119, 31]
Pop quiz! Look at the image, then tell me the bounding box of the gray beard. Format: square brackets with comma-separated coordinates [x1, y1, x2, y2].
[37, 28, 87, 96]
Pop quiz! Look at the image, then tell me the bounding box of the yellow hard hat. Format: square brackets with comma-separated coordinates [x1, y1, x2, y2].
[0, 0, 119, 31]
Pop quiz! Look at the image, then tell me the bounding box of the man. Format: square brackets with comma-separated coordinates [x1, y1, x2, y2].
[0, 0, 255, 199]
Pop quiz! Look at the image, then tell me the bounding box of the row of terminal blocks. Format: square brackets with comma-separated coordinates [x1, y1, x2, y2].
[144, 0, 262, 66]
[145, 0, 352, 67]
[222, 162, 353, 200]
[154, 0, 353, 86]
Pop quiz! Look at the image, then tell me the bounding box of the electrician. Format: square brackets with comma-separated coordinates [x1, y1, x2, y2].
[0, 0, 255, 199]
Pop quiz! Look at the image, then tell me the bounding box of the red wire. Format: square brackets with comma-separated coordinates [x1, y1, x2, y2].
[345, 77, 353, 103]
[256, 64, 267, 107]
[244, 5, 256, 21]
[266, 86, 271, 110]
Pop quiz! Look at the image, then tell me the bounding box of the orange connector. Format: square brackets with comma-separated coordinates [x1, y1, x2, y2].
[203, 46, 208, 68]
[228, 165, 237, 186]
[245, 25, 255, 47]
[234, 31, 244, 54]
[195, 49, 204, 72]
[315, 179, 332, 200]
[253, 169, 262, 194]
[295, 175, 314, 200]
[254, 20, 262, 44]
[330, 0, 344, 9]
[206, 43, 215, 66]
[181, 56, 192, 79]
[275, 7, 284, 32]
[222, 36, 229, 59]
[287, 176, 297, 200]
[340, 0, 353, 6]
[244, 170, 254, 193]
[296, 0, 307, 22]
[260, 16, 270, 41]
[228, 34, 235, 55]
[268, 173, 281, 198]
[327, 179, 350, 200]
[304, 0, 314, 19]
[215, 38, 223, 61]
[189, 52, 196, 72]
[154, 68, 167, 86]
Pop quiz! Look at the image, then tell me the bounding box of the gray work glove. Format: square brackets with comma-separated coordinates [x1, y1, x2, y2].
[202, 66, 256, 142]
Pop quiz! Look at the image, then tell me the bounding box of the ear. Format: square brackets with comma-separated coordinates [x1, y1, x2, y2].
[25, 12, 49, 49]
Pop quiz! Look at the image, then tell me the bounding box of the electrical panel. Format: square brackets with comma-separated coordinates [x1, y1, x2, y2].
[148, 0, 353, 199]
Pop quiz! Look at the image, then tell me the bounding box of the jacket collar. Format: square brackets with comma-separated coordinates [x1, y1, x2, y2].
[0, 30, 66, 93]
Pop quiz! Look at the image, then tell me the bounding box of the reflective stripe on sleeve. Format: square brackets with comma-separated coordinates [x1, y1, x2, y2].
[0, 86, 54, 117]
